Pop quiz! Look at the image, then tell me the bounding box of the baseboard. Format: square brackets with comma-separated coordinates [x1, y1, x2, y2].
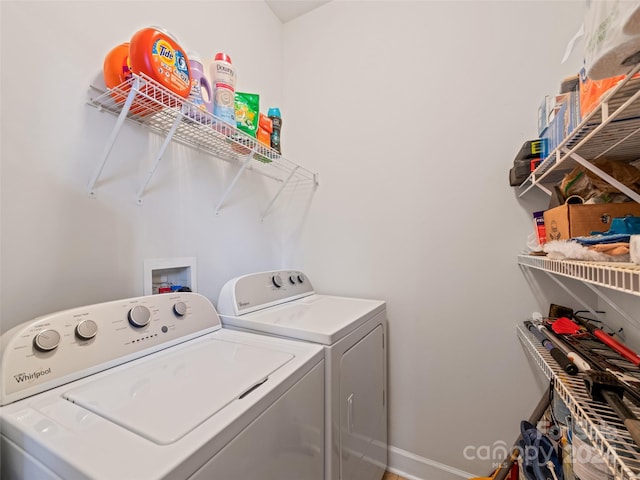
[387, 445, 475, 480]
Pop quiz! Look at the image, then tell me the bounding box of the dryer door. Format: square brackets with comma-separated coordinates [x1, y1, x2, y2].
[339, 325, 386, 480]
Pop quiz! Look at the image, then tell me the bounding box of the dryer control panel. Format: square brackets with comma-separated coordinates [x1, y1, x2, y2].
[0, 292, 221, 405]
[217, 270, 314, 316]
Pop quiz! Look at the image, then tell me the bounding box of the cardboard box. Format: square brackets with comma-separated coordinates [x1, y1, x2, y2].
[544, 202, 640, 241]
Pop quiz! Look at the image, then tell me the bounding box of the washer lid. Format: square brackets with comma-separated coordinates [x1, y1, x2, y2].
[62, 338, 292, 445]
[221, 295, 385, 344]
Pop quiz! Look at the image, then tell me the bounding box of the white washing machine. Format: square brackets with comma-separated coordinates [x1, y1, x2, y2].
[0, 292, 324, 480]
[217, 270, 387, 480]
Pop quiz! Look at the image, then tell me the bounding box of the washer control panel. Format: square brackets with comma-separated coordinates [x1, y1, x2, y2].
[217, 270, 314, 316]
[0, 293, 220, 405]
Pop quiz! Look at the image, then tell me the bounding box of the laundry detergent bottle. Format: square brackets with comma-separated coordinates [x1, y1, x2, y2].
[103, 42, 158, 116]
[209, 52, 236, 125]
[186, 52, 213, 115]
[129, 26, 191, 98]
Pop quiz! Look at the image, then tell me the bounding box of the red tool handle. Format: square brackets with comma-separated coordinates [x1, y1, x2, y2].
[592, 329, 640, 366]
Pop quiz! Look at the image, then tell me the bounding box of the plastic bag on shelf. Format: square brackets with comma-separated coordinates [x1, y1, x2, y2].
[559, 158, 640, 203]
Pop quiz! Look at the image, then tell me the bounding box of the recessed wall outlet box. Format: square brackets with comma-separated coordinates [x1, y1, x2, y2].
[144, 257, 197, 295]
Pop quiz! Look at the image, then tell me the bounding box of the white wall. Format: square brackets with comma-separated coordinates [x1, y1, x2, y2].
[0, 1, 308, 330]
[0, 1, 613, 479]
[281, 1, 587, 477]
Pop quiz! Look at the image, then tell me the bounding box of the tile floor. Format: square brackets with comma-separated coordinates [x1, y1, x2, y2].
[383, 472, 409, 480]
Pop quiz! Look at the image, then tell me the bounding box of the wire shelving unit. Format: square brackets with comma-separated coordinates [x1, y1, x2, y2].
[518, 324, 640, 480]
[87, 73, 318, 218]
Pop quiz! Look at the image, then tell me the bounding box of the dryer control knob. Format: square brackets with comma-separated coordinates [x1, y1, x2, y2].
[173, 301, 187, 316]
[297, 274, 305, 283]
[289, 275, 297, 284]
[75, 319, 98, 340]
[128, 305, 151, 328]
[272, 274, 283, 288]
[34, 329, 61, 352]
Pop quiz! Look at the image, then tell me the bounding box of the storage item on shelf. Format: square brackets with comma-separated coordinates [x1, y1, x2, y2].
[256, 113, 272, 147]
[234, 92, 259, 137]
[186, 52, 213, 118]
[268, 107, 282, 153]
[571, 427, 614, 480]
[541, 89, 580, 160]
[210, 52, 236, 125]
[559, 158, 640, 204]
[103, 42, 159, 117]
[580, 67, 640, 117]
[509, 139, 542, 186]
[631, 235, 640, 264]
[103, 42, 131, 89]
[129, 26, 191, 99]
[543, 201, 640, 241]
[584, 0, 640, 80]
[533, 211, 546, 246]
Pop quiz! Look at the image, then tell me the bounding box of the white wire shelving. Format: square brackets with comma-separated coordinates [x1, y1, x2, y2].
[518, 255, 640, 296]
[518, 63, 640, 201]
[86, 73, 318, 218]
[518, 324, 640, 480]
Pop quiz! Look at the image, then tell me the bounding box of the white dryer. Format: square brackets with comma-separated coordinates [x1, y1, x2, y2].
[0, 292, 324, 480]
[217, 270, 387, 480]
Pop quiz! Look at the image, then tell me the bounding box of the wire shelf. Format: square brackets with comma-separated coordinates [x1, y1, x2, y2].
[517, 324, 640, 480]
[519, 64, 640, 194]
[87, 73, 317, 212]
[518, 255, 640, 296]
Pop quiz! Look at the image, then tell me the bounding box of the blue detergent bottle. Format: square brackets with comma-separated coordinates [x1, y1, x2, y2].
[268, 107, 282, 154]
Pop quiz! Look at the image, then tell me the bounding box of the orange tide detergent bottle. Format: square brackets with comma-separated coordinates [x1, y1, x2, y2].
[103, 42, 156, 116]
[129, 26, 191, 101]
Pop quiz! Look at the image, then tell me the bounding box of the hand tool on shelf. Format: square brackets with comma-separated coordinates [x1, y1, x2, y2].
[554, 332, 640, 407]
[548, 304, 640, 367]
[573, 315, 640, 367]
[524, 321, 578, 375]
[583, 370, 640, 448]
[534, 321, 591, 372]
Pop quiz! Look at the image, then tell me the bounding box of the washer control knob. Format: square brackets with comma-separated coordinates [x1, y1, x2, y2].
[173, 301, 187, 317]
[289, 275, 297, 284]
[128, 305, 151, 328]
[34, 329, 61, 352]
[297, 274, 305, 283]
[75, 319, 98, 340]
[272, 274, 283, 288]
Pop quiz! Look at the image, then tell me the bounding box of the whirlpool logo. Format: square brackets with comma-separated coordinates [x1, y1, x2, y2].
[14, 367, 51, 384]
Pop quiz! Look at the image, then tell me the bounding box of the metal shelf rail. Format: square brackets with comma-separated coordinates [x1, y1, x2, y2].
[517, 324, 640, 480]
[518, 63, 640, 200]
[518, 255, 640, 297]
[86, 73, 318, 217]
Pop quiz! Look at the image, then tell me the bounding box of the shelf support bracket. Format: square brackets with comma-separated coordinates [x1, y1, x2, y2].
[261, 166, 299, 220]
[540, 270, 600, 319]
[136, 108, 185, 204]
[540, 269, 638, 335]
[580, 281, 639, 331]
[87, 76, 141, 198]
[214, 154, 255, 215]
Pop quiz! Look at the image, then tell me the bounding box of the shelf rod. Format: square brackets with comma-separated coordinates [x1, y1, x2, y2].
[561, 148, 640, 204]
[214, 153, 255, 215]
[136, 109, 185, 204]
[87, 76, 141, 197]
[261, 166, 299, 220]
